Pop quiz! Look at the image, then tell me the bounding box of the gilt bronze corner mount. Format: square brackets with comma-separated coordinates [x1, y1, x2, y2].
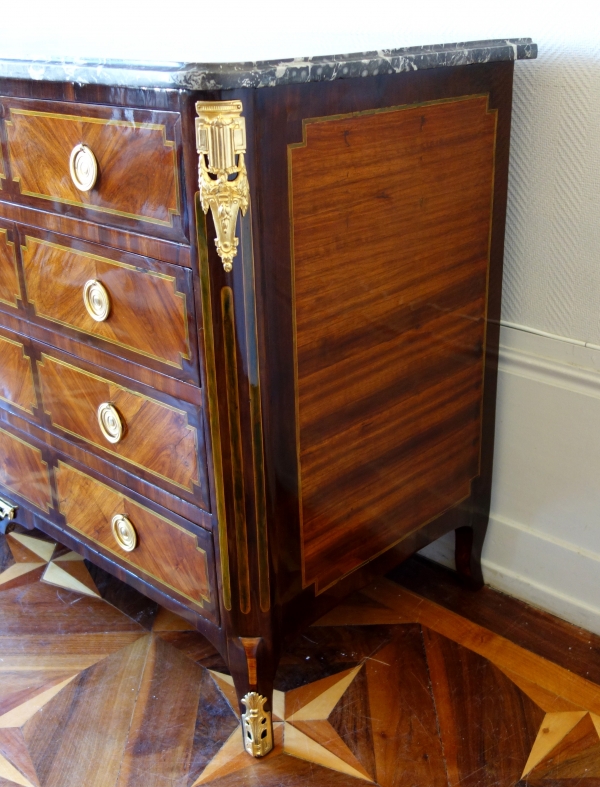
[196, 100, 249, 272]
[241, 691, 273, 757]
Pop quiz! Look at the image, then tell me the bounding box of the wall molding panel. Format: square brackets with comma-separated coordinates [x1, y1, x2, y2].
[420, 322, 600, 636]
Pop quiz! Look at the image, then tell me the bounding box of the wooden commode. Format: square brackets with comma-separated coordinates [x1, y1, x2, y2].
[0, 39, 537, 757]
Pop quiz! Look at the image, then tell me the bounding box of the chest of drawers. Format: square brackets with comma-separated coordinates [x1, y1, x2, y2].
[0, 39, 536, 757]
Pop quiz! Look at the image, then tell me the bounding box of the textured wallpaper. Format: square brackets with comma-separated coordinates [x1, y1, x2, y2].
[503, 39, 600, 342]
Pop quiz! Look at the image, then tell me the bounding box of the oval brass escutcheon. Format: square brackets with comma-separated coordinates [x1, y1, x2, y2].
[111, 514, 137, 552]
[69, 144, 98, 191]
[83, 279, 110, 322]
[97, 402, 123, 444]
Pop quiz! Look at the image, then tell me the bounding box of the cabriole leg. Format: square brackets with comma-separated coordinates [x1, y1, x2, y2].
[455, 513, 488, 589]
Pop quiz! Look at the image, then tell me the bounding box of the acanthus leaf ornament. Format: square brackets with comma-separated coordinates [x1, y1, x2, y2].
[196, 101, 249, 273]
[241, 691, 273, 757]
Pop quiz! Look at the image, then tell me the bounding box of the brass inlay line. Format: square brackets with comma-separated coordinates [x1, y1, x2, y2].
[0, 229, 21, 309]
[0, 334, 37, 414]
[477, 102, 499, 479]
[240, 213, 270, 612]
[288, 94, 498, 593]
[0, 426, 52, 512]
[38, 353, 201, 493]
[6, 107, 181, 227]
[196, 200, 231, 609]
[56, 461, 210, 605]
[221, 285, 251, 615]
[22, 236, 191, 368]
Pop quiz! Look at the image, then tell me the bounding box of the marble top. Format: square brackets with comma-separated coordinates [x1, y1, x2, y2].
[0, 39, 537, 91]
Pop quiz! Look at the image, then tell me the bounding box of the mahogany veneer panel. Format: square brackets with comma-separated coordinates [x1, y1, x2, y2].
[21, 231, 195, 377]
[0, 426, 52, 512]
[0, 333, 36, 414]
[38, 352, 203, 499]
[4, 98, 185, 240]
[56, 462, 212, 608]
[0, 227, 19, 309]
[290, 95, 496, 591]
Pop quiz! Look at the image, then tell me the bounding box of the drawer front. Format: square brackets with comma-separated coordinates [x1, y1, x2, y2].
[56, 462, 212, 609]
[38, 353, 206, 504]
[0, 425, 52, 512]
[0, 330, 37, 414]
[4, 98, 185, 240]
[21, 230, 197, 380]
[0, 225, 20, 310]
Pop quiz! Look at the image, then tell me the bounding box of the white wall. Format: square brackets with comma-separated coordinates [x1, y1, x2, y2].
[2, 0, 600, 630]
[420, 325, 600, 635]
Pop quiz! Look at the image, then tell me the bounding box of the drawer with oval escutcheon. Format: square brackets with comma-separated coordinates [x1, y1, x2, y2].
[19, 227, 200, 385]
[55, 460, 217, 619]
[36, 346, 210, 511]
[2, 97, 187, 243]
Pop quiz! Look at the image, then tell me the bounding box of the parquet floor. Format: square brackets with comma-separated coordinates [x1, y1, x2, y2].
[0, 526, 599, 787]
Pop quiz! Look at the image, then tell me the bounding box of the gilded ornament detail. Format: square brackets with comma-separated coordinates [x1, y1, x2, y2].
[195, 101, 249, 272]
[0, 497, 17, 522]
[241, 691, 273, 757]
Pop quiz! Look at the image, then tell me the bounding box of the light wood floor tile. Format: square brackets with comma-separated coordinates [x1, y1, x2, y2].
[522, 712, 589, 777]
[7, 535, 54, 563]
[0, 676, 77, 728]
[286, 666, 362, 720]
[529, 713, 600, 779]
[41, 562, 100, 598]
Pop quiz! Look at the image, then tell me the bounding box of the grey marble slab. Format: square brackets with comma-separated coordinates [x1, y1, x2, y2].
[0, 39, 537, 91]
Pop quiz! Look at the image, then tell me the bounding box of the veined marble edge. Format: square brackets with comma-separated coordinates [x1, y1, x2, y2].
[0, 38, 537, 91]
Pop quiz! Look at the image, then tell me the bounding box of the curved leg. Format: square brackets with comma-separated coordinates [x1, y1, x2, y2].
[455, 513, 488, 590]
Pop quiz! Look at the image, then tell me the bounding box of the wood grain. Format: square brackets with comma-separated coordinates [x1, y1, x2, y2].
[364, 625, 448, 787]
[363, 578, 600, 717]
[116, 635, 205, 787]
[55, 462, 212, 606]
[528, 713, 600, 779]
[0, 427, 51, 512]
[423, 627, 544, 787]
[391, 555, 600, 688]
[38, 353, 201, 494]
[0, 334, 36, 413]
[21, 234, 192, 371]
[290, 96, 496, 591]
[5, 99, 182, 233]
[22, 635, 150, 787]
[0, 229, 19, 309]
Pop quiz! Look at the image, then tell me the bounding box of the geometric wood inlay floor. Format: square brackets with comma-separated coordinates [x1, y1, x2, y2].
[0, 525, 598, 787]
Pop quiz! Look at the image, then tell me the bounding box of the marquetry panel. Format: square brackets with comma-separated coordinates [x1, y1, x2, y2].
[0, 333, 36, 413]
[0, 426, 52, 511]
[0, 228, 20, 308]
[21, 235, 191, 370]
[38, 354, 201, 494]
[5, 99, 181, 231]
[290, 95, 496, 591]
[55, 462, 211, 606]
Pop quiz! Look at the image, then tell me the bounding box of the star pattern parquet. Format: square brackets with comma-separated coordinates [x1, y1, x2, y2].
[0, 525, 598, 787]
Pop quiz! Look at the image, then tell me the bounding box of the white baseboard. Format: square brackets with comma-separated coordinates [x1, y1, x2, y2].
[419, 322, 600, 637]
